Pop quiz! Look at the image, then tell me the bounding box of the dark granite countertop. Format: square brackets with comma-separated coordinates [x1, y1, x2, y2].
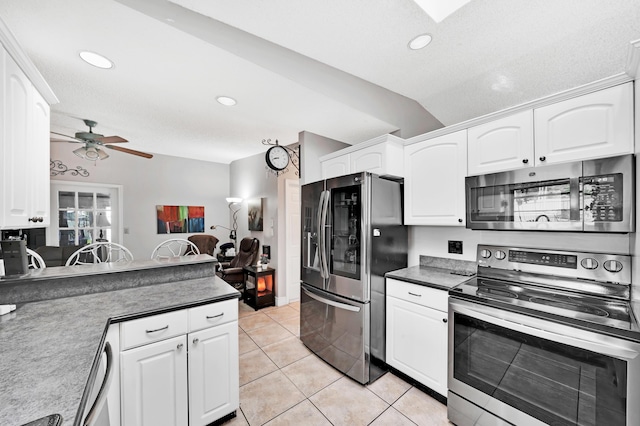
[0, 255, 217, 284]
[386, 265, 475, 291]
[0, 275, 239, 426]
[385, 255, 476, 291]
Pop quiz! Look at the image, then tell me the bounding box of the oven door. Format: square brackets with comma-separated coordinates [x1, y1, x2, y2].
[448, 298, 640, 426]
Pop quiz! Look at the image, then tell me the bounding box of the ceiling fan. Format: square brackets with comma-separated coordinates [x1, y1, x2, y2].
[50, 119, 153, 160]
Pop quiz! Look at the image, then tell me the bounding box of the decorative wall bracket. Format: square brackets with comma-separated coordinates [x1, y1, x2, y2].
[50, 159, 90, 177]
[262, 139, 300, 177]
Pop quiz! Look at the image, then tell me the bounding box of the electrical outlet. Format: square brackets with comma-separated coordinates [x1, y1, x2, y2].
[448, 240, 463, 254]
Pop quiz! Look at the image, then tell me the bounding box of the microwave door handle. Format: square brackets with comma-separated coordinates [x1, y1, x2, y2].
[302, 287, 361, 312]
[451, 301, 639, 360]
[570, 177, 581, 221]
[320, 190, 330, 278]
[83, 342, 114, 426]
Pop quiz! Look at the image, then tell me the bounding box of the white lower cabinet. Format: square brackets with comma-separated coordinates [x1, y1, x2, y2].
[386, 279, 448, 397]
[121, 335, 189, 426]
[120, 300, 239, 426]
[189, 322, 239, 426]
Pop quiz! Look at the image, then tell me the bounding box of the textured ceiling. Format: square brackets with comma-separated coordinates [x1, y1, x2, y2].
[0, 0, 639, 164]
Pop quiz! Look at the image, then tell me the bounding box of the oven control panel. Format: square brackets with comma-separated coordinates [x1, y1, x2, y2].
[477, 245, 631, 284]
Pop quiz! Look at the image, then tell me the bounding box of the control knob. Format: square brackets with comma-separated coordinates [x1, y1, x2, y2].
[580, 258, 598, 270]
[480, 249, 492, 259]
[603, 260, 623, 273]
[495, 250, 506, 260]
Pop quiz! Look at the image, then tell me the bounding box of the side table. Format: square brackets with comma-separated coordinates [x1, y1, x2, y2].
[243, 266, 276, 310]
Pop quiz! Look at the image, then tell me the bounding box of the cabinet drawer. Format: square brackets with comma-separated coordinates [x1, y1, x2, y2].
[121, 310, 188, 350]
[386, 278, 448, 312]
[189, 299, 238, 332]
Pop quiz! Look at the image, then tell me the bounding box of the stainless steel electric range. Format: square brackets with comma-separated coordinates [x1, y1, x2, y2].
[448, 244, 640, 426]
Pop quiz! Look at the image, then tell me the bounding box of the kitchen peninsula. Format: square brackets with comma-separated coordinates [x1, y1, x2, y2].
[0, 255, 240, 426]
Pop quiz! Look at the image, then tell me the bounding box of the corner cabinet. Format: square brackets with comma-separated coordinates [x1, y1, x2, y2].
[0, 43, 53, 229]
[120, 300, 239, 426]
[386, 278, 448, 397]
[403, 130, 467, 226]
[467, 82, 634, 175]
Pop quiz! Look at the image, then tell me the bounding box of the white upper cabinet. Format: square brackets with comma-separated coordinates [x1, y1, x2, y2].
[404, 130, 467, 226]
[320, 134, 404, 179]
[350, 138, 404, 177]
[534, 82, 633, 165]
[467, 83, 634, 175]
[0, 23, 57, 229]
[467, 110, 534, 175]
[321, 154, 351, 179]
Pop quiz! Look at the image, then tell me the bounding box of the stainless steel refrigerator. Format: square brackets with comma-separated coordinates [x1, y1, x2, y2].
[300, 172, 407, 384]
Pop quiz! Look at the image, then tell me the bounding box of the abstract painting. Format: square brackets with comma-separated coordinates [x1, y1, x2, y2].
[156, 205, 204, 234]
[248, 198, 264, 231]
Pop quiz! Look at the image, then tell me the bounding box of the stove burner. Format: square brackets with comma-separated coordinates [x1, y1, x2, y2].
[477, 287, 519, 300]
[529, 296, 609, 317]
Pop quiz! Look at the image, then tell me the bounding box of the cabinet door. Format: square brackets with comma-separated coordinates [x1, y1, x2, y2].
[467, 110, 534, 175]
[321, 154, 350, 179]
[386, 295, 448, 396]
[350, 142, 403, 177]
[404, 130, 467, 225]
[1, 49, 32, 228]
[534, 83, 633, 165]
[188, 321, 239, 426]
[121, 335, 188, 426]
[30, 89, 50, 226]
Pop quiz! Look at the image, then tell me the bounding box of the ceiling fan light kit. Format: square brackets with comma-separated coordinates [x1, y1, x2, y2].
[73, 146, 109, 161]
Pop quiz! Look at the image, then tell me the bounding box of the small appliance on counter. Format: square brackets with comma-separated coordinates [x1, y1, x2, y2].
[0, 239, 28, 277]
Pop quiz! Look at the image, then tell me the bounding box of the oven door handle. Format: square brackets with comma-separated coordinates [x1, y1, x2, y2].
[451, 300, 640, 360]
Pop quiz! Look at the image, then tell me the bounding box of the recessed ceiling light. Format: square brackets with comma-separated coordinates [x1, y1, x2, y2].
[79, 51, 114, 69]
[408, 34, 433, 50]
[216, 96, 237, 106]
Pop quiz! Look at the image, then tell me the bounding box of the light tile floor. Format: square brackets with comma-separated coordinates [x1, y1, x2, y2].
[224, 300, 451, 426]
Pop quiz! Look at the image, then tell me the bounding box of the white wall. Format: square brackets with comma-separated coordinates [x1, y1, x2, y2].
[299, 130, 349, 184]
[409, 226, 632, 267]
[49, 143, 230, 259]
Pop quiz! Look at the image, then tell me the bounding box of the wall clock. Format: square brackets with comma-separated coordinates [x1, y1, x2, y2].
[265, 145, 290, 171]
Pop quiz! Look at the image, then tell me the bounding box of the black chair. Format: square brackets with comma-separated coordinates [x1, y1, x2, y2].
[215, 238, 259, 294]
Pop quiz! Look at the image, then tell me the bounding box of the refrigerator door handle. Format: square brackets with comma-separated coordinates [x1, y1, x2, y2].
[302, 287, 361, 312]
[320, 190, 330, 279]
[316, 190, 327, 277]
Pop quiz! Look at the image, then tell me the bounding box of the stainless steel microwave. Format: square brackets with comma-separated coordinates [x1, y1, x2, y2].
[465, 154, 635, 232]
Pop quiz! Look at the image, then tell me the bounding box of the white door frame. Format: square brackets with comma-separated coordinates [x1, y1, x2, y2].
[284, 178, 301, 303]
[49, 180, 124, 246]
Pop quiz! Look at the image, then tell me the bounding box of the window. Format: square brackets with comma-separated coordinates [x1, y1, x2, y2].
[51, 182, 121, 246]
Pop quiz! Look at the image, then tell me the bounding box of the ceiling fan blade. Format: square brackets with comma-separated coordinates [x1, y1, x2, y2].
[104, 144, 153, 159]
[50, 131, 84, 143]
[97, 135, 128, 144]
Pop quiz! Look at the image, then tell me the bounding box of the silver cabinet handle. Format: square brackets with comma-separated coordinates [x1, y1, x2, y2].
[84, 342, 113, 426]
[193, 338, 199, 345]
[206, 313, 224, 319]
[408, 292, 422, 297]
[145, 325, 169, 334]
[177, 343, 184, 350]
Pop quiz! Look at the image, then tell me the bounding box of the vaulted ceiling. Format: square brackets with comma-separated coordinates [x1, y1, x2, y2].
[1, 0, 639, 163]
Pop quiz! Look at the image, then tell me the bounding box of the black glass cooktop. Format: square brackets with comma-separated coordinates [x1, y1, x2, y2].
[453, 277, 634, 331]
